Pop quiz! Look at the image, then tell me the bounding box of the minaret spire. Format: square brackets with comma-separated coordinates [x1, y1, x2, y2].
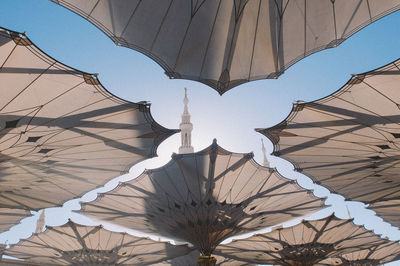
[35, 210, 46, 233]
[179, 88, 194, 154]
[261, 139, 269, 167]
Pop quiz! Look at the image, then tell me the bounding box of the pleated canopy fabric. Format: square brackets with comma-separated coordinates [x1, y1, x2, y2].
[4, 220, 193, 265]
[0, 208, 31, 233]
[215, 214, 388, 266]
[50, 0, 400, 94]
[317, 238, 400, 266]
[79, 140, 325, 256]
[370, 200, 400, 229]
[0, 27, 177, 211]
[0, 243, 5, 258]
[257, 58, 400, 227]
[155, 250, 253, 266]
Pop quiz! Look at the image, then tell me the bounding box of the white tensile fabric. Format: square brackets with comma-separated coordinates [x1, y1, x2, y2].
[79, 140, 325, 256]
[0, 208, 31, 233]
[154, 250, 254, 266]
[257, 59, 400, 227]
[215, 214, 389, 265]
[371, 199, 400, 230]
[0, 27, 177, 211]
[316, 238, 400, 265]
[4, 220, 193, 265]
[50, 0, 400, 94]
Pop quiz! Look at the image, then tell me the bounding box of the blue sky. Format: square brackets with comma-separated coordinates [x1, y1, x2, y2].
[0, 0, 400, 264]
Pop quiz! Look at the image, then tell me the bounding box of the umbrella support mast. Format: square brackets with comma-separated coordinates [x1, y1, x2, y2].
[197, 255, 216, 266]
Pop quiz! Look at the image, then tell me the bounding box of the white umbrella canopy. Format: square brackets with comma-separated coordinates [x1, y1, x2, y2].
[215, 214, 390, 265]
[49, 0, 400, 95]
[0, 27, 178, 211]
[4, 220, 193, 265]
[0, 208, 31, 233]
[256, 58, 400, 228]
[79, 140, 325, 257]
[316, 238, 400, 265]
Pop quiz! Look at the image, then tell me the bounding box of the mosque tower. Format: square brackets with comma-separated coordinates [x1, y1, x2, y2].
[261, 139, 269, 167]
[179, 88, 194, 154]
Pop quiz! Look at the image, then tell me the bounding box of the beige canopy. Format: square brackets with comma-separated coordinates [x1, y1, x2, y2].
[370, 199, 400, 229]
[0, 208, 31, 233]
[317, 238, 400, 265]
[216, 214, 388, 265]
[79, 140, 325, 256]
[0, 27, 177, 211]
[257, 58, 400, 227]
[4, 220, 193, 265]
[50, 0, 400, 94]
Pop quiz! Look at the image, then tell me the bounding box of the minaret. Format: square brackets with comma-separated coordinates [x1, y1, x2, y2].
[261, 139, 269, 167]
[179, 88, 194, 154]
[35, 210, 45, 233]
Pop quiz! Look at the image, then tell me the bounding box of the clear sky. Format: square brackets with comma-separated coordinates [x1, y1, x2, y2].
[0, 0, 400, 265]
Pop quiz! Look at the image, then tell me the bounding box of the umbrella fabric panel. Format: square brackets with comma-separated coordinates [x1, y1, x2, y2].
[50, 0, 400, 94]
[0, 27, 177, 210]
[4, 220, 193, 265]
[80, 141, 325, 255]
[0, 208, 31, 233]
[257, 59, 400, 226]
[370, 199, 400, 229]
[317, 239, 400, 265]
[216, 214, 388, 265]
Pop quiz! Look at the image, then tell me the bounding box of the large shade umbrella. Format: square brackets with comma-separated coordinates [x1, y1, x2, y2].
[50, 0, 400, 94]
[317, 238, 400, 265]
[78, 140, 325, 263]
[256, 58, 400, 227]
[4, 220, 193, 265]
[215, 214, 391, 265]
[0, 27, 177, 212]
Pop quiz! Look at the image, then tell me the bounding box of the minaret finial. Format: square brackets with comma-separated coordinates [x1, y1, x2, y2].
[35, 210, 46, 233]
[345, 204, 352, 219]
[179, 88, 194, 154]
[261, 139, 269, 167]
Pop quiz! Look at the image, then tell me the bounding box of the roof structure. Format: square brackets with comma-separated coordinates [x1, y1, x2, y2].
[50, 0, 400, 94]
[0, 27, 177, 211]
[4, 220, 193, 265]
[256, 58, 400, 227]
[79, 140, 325, 257]
[317, 238, 400, 266]
[155, 250, 253, 266]
[0, 208, 31, 233]
[215, 214, 389, 265]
